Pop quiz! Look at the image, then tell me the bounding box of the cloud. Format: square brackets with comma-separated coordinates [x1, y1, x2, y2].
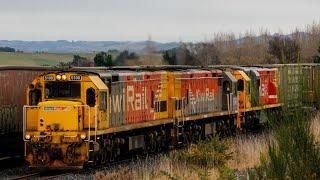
[0, 0, 319, 41]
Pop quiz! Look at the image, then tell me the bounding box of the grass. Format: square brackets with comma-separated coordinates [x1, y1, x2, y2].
[95, 155, 221, 180]
[94, 109, 320, 180]
[94, 135, 270, 180]
[229, 134, 270, 170]
[0, 52, 94, 66]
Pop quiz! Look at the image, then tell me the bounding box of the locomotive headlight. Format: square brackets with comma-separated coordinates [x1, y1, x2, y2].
[25, 134, 31, 140]
[80, 133, 86, 140]
[56, 74, 62, 80]
[62, 74, 67, 80]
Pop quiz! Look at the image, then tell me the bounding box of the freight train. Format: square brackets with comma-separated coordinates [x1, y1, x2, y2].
[22, 64, 320, 169]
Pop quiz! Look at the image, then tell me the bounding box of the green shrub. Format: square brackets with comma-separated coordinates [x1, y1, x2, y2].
[255, 106, 320, 179]
[171, 135, 232, 169]
[170, 135, 234, 179]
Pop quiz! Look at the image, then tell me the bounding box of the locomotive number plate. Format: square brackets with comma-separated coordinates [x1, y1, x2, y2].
[44, 75, 54, 81]
[70, 75, 82, 81]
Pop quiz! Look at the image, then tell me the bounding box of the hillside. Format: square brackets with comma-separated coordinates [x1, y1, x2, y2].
[0, 52, 94, 66]
[0, 40, 180, 53]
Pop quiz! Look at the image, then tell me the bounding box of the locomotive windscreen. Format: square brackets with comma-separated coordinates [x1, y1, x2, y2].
[45, 82, 81, 99]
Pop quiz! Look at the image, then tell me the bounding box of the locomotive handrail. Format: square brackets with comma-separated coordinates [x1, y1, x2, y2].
[176, 77, 222, 80]
[23, 105, 39, 142]
[94, 105, 98, 142]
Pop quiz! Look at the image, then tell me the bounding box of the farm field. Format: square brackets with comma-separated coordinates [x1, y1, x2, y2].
[0, 52, 94, 66]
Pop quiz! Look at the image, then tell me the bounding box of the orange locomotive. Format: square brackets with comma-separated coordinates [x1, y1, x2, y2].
[23, 66, 281, 169]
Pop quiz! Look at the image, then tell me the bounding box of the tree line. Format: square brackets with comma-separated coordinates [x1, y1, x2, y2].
[59, 50, 139, 67]
[162, 35, 316, 66]
[0, 47, 15, 52]
[60, 23, 320, 67]
[163, 23, 320, 65]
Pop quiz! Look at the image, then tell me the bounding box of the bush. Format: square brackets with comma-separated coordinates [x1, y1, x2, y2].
[170, 135, 234, 179]
[94, 52, 113, 67]
[252, 107, 320, 179]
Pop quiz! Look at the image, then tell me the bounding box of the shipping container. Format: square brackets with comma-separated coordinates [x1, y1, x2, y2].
[264, 64, 303, 107]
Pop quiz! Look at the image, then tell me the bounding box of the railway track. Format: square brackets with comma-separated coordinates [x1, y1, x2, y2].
[8, 170, 82, 180]
[4, 125, 266, 179]
[9, 171, 41, 180]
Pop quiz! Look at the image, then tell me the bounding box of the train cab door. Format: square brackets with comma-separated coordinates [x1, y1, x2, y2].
[98, 90, 109, 129]
[27, 83, 42, 106]
[84, 76, 110, 131]
[222, 80, 231, 111]
[222, 72, 238, 112]
[83, 84, 97, 130]
[234, 71, 251, 110]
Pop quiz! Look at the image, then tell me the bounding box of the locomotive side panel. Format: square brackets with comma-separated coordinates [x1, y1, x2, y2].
[144, 71, 167, 121]
[181, 70, 220, 116]
[109, 71, 169, 127]
[257, 68, 278, 105]
[110, 74, 127, 127]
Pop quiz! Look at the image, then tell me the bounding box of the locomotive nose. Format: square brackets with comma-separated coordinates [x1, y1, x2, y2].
[37, 101, 83, 132]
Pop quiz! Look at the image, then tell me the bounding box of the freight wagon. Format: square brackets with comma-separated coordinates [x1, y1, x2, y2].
[264, 64, 320, 108]
[0, 66, 56, 159]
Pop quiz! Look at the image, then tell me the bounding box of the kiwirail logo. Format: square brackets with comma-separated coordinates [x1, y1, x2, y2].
[43, 106, 71, 112]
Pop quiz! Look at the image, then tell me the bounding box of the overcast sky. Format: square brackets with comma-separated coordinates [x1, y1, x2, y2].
[0, 0, 319, 42]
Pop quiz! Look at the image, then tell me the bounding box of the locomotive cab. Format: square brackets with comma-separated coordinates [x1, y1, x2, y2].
[221, 71, 238, 112]
[23, 72, 109, 169]
[232, 70, 251, 110]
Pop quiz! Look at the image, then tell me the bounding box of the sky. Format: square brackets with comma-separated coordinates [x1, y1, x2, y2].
[0, 0, 319, 42]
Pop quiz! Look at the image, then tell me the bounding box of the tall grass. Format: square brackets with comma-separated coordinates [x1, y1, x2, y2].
[260, 108, 320, 179]
[229, 133, 270, 170]
[94, 136, 233, 180]
[249, 69, 320, 179]
[170, 135, 234, 179]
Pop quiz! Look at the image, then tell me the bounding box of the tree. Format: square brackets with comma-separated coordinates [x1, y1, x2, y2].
[115, 50, 139, 65]
[162, 49, 177, 65]
[268, 36, 301, 63]
[191, 43, 220, 65]
[72, 55, 90, 66]
[176, 43, 194, 65]
[94, 52, 113, 67]
[166, 42, 220, 66]
[313, 45, 320, 63]
[0, 47, 15, 52]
